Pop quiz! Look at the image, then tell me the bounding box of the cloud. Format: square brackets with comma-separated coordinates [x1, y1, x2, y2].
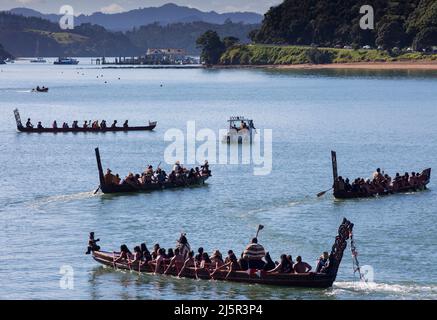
[100, 3, 124, 14]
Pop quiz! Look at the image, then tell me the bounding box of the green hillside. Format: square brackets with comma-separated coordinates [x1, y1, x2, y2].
[251, 0, 437, 51]
[220, 44, 437, 65]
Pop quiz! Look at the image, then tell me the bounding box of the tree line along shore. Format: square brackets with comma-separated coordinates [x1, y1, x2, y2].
[218, 44, 437, 67]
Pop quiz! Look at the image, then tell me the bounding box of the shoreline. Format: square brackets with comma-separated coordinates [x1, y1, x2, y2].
[214, 61, 437, 71]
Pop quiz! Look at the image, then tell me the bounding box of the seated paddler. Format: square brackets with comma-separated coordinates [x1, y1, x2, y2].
[104, 168, 115, 185]
[316, 251, 330, 273]
[26, 118, 33, 128]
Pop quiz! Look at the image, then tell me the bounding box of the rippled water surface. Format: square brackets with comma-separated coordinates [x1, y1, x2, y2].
[1, 59, 437, 299]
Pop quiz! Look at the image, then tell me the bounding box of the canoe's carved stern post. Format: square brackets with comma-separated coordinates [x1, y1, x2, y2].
[331, 150, 338, 193]
[13, 109, 23, 129]
[95, 148, 105, 188]
[326, 218, 354, 282]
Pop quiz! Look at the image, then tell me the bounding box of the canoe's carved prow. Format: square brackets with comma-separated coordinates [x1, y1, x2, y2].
[326, 218, 354, 280]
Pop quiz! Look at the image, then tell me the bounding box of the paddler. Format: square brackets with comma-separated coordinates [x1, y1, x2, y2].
[26, 118, 33, 128]
[242, 237, 266, 270]
[85, 232, 100, 254]
[104, 168, 115, 185]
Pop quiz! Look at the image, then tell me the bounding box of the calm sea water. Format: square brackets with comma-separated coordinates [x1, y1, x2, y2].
[1, 58, 437, 300]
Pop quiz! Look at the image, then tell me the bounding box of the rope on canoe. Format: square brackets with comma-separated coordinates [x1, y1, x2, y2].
[350, 231, 364, 281]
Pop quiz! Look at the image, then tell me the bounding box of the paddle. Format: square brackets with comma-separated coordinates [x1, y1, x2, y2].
[255, 224, 264, 238]
[93, 186, 100, 194]
[317, 187, 333, 197]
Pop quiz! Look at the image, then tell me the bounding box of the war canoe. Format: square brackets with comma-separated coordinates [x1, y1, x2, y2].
[91, 218, 354, 288]
[331, 151, 431, 199]
[95, 148, 209, 194]
[13, 109, 156, 133]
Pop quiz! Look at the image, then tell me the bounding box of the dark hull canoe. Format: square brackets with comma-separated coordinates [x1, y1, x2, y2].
[95, 147, 209, 194]
[90, 218, 354, 288]
[100, 175, 209, 194]
[334, 184, 429, 199]
[13, 109, 156, 133]
[92, 251, 335, 288]
[16, 122, 156, 133]
[330, 151, 431, 200]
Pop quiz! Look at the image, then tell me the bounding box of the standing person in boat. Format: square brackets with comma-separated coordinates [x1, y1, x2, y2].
[178, 250, 195, 278]
[293, 256, 312, 273]
[85, 232, 100, 254]
[164, 248, 185, 275]
[37, 121, 44, 129]
[176, 233, 191, 259]
[26, 118, 33, 128]
[243, 237, 266, 270]
[123, 120, 129, 128]
[316, 252, 330, 273]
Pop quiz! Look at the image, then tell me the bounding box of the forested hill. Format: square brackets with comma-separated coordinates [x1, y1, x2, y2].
[0, 12, 257, 57]
[126, 21, 257, 54]
[251, 0, 437, 50]
[0, 12, 140, 57]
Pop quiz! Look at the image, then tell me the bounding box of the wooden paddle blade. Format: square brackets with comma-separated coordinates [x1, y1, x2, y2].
[317, 190, 327, 197]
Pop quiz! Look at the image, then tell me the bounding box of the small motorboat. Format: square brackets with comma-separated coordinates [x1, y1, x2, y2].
[222, 116, 257, 144]
[33, 86, 49, 92]
[90, 218, 355, 288]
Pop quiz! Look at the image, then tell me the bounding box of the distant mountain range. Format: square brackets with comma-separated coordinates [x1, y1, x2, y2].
[8, 3, 263, 31]
[0, 11, 258, 57]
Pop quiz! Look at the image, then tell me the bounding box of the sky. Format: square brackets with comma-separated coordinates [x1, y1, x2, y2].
[0, 0, 282, 14]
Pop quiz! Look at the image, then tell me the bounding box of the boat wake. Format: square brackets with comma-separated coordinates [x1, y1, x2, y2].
[27, 191, 98, 210]
[331, 281, 437, 299]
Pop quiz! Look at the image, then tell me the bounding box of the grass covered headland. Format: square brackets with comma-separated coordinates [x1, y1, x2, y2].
[219, 44, 437, 65]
